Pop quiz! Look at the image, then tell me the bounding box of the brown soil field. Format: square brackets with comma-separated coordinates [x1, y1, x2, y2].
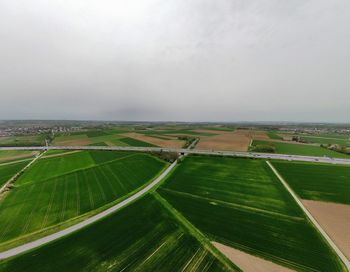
[303, 200, 350, 259]
[0, 151, 38, 163]
[250, 131, 269, 140]
[213, 242, 294, 272]
[192, 129, 223, 134]
[54, 139, 93, 146]
[122, 133, 185, 148]
[195, 129, 252, 151]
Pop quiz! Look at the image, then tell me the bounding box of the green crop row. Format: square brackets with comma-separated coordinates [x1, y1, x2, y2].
[252, 140, 349, 158]
[0, 151, 167, 246]
[0, 161, 28, 187]
[0, 195, 229, 272]
[272, 161, 350, 204]
[158, 156, 346, 271]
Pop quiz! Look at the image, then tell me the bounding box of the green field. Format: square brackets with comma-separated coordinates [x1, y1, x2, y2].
[0, 150, 36, 163]
[0, 151, 167, 247]
[0, 161, 28, 187]
[52, 132, 160, 147]
[200, 127, 235, 132]
[158, 156, 346, 271]
[0, 195, 230, 272]
[137, 129, 218, 136]
[298, 135, 350, 146]
[118, 137, 158, 147]
[267, 131, 283, 140]
[252, 140, 350, 158]
[272, 161, 350, 204]
[0, 135, 46, 147]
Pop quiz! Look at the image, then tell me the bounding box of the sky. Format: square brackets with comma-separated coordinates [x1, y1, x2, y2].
[0, 0, 349, 122]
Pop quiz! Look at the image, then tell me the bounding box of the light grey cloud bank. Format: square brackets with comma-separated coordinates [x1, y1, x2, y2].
[0, 0, 349, 122]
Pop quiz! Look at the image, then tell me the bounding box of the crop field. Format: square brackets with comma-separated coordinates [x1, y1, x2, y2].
[271, 161, 350, 205]
[135, 128, 218, 137]
[158, 156, 346, 271]
[0, 195, 230, 272]
[0, 135, 46, 147]
[251, 140, 350, 158]
[195, 129, 251, 152]
[0, 161, 28, 188]
[0, 150, 37, 164]
[298, 135, 350, 146]
[118, 137, 158, 147]
[41, 149, 74, 156]
[266, 131, 283, 140]
[52, 131, 159, 147]
[121, 132, 184, 148]
[0, 151, 167, 247]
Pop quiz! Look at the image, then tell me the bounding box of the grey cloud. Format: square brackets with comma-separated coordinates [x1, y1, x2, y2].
[0, 0, 349, 122]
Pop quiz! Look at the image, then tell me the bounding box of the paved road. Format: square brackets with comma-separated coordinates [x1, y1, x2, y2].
[267, 161, 350, 271]
[0, 159, 178, 260]
[1, 145, 350, 165]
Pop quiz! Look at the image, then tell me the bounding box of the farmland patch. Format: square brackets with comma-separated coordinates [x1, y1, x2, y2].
[158, 156, 346, 271]
[252, 140, 349, 158]
[0, 161, 28, 188]
[195, 129, 251, 151]
[302, 200, 350, 259]
[0, 151, 167, 248]
[213, 242, 294, 272]
[271, 161, 350, 204]
[122, 132, 184, 148]
[0, 151, 38, 164]
[0, 195, 230, 272]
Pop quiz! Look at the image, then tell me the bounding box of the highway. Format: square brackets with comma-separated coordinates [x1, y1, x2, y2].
[1, 145, 350, 165]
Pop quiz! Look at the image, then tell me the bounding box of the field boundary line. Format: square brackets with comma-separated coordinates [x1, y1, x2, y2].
[153, 192, 242, 272]
[266, 161, 350, 271]
[0, 159, 178, 260]
[0, 151, 46, 195]
[26, 152, 140, 187]
[0, 158, 33, 167]
[159, 187, 303, 221]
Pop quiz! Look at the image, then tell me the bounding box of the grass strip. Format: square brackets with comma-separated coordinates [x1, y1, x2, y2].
[153, 192, 242, 272]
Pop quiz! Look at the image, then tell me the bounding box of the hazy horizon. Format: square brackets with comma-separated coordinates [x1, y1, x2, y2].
[1, 0, 349, 123]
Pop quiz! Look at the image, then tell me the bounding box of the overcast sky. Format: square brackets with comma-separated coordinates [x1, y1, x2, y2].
[0, 0, 349, 122]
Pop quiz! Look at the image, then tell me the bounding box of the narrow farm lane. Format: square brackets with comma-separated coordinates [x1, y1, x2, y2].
[0, 151, 46, 194]
[267, 161, 350, 271]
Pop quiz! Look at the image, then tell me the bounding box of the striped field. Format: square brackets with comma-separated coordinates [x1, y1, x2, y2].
[0, 195, 230, 272]
[0, 151, 167, 248]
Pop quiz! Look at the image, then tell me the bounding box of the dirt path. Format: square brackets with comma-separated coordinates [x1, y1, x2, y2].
[266, 161, 350, 271]
[0, 151, 46, 195]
